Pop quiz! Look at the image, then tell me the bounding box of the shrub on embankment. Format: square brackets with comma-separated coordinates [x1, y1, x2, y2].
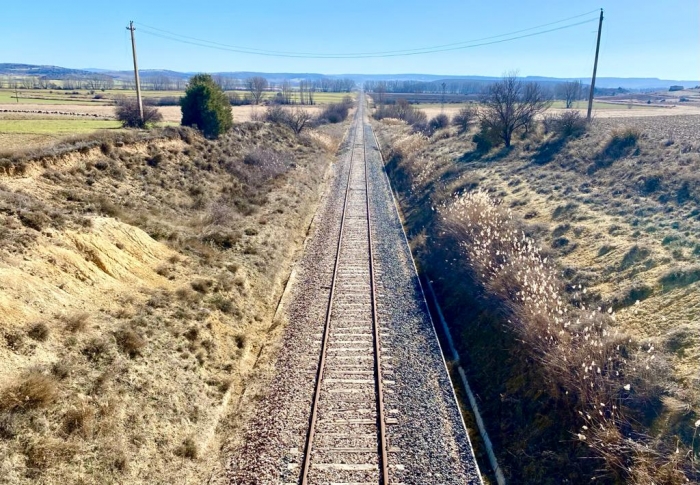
[379, 124, 698, 483]
[440, 190, 687, 483]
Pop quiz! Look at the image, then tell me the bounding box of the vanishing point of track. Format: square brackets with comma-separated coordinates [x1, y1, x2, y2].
[299, 98, 390, 484]
[228, 93, 482, 485]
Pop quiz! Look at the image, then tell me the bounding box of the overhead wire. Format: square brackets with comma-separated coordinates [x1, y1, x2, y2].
[136, 9, 599, 58]
[135, 12, 599, 59]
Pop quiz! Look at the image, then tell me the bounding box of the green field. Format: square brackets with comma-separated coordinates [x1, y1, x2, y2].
[0, 88, 354, 106]
[0, 119, 122, 134]
[0, 89, 113, 105]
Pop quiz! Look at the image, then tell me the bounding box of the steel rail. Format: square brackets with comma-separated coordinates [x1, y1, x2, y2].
[299, 97, 390, 484]
[361, 99, 391, 484]
[299, 107, 359, 485]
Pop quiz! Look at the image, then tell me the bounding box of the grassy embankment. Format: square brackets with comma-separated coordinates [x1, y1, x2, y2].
[373, 113, 700, 483]
[0, 118, 348, 483]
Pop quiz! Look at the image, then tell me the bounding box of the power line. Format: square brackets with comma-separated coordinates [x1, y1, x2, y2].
[137, 17, 598, 59]
[136, 9, 599, 58]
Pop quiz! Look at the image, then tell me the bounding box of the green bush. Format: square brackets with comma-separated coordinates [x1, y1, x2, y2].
[180, 74, 233, 138]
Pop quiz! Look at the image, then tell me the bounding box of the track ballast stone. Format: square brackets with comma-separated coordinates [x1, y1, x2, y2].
[228, 97, 482, 484]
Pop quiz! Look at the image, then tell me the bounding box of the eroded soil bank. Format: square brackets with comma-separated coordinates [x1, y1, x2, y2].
[0, 121, 348, 484]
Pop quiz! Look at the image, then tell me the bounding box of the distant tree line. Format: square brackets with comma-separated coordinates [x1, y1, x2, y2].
[0, 74, 115, 90]
[364, 79, 487, 95]
[0, 73, 356, 99]
[139, 75, 355, 95]
[366, 78, 589, 106]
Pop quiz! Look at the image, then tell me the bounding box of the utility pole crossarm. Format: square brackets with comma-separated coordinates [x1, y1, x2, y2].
[127, 21, 144, 123]
[587, 8, 604, 122]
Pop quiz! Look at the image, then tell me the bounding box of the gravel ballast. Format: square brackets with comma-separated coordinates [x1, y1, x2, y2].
[228, 98, 482, 484]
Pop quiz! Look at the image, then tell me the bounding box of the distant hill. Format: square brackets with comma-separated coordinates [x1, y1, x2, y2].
[0, 63, 96, 79]
[1, 64, 697, 90]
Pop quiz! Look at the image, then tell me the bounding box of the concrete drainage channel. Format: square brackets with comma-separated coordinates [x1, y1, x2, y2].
[423, 280, 507, 485]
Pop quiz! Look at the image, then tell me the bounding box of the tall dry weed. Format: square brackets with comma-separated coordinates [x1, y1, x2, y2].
[441, 189, 688, 482]
[392, 133, 429, 159]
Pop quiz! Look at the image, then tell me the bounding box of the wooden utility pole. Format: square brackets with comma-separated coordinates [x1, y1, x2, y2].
[126, 21, 144, 122]
[587, 9, 604, 122]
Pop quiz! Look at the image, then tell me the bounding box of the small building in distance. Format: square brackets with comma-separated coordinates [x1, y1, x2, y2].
[669, 85, 684, 91]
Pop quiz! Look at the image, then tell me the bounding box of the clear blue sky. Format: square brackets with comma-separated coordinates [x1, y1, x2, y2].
[2, 0, 698, 80]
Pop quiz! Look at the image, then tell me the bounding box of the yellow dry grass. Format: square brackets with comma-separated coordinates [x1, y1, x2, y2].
[0, 120, 347, 483]
[373, 114, 700, 481]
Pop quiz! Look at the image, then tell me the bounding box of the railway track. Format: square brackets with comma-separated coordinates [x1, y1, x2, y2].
[298, 97, 390, 484]
[228, 93, 482, 485]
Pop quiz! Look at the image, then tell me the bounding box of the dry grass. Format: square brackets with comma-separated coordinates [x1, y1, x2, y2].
[0, 116, 347, 483]
[27, 322, 49, 342]
[175, 437, 199, 460]
[442, 190, 677, 482]
[63, 312, 90, 332]
[391, 132, 429, 158]
[0, 372, 58, 412]
[62, 402, 96, 438]
[114, 327, 146, 358]
[376, 114, 700, 483]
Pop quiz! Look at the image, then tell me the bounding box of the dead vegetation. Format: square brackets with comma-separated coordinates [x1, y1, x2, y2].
[375, 113, 700, 483]
[0, 118, 346, 483]
[0, 372, 58, 412]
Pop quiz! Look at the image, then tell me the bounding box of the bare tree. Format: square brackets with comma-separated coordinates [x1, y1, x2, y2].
[64, 76, 83, 90]
[148, 75, 172, 91]
[286, 108, 312, 134]
[213, 75, 237, 91]
[84, 75, 114, 91]
[213, 75, 225, 90]
[175, 78, 187, 90]
[557, 80, 583, 109]
[84, 76, 101, 91]
[299, 80, 307, 105]
[308, 82, 315, 105]
[21, 77, 37, 89]
[480, 72, 552, 147]
[246, 76, 268, 105]
[280, 80, 293, 104]
[374, 81, 387, 105]
[220, 76, 237, 91]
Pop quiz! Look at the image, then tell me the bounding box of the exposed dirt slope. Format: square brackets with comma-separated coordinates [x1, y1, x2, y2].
[0, 121, 345, 484]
